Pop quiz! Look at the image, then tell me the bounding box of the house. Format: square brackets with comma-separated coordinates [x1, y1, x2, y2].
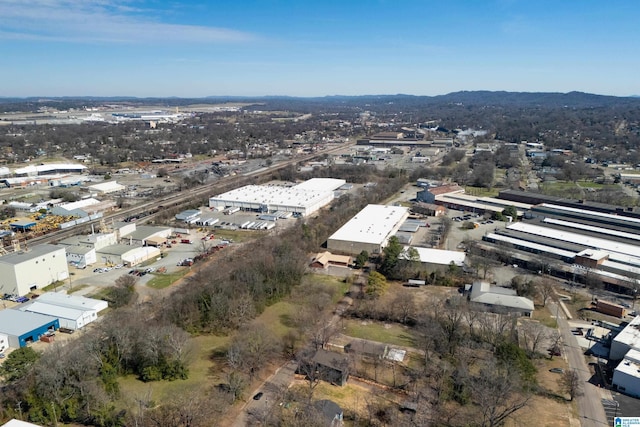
[468, 281, 534, 316]
[313, 400, 344, 427]
[310, 252, 352, 268]
[301, 349, 350, 386]
[416, 184, 464, 204]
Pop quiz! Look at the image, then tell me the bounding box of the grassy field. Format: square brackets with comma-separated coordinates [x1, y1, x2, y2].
[343, 319, 416, 348]
[117, 334, 231, 407]
[257, 300, 297, 338]
[302, 274, 351, 303]
[213, 229, 268, 243]
[146, 270, 190, 289]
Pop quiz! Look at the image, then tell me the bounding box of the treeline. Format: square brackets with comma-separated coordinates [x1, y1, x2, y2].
[0, 165, 409, 426]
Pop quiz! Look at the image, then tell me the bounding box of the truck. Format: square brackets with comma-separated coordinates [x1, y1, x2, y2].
[595, 300, 627, 318]
[180, 239, 192, 244]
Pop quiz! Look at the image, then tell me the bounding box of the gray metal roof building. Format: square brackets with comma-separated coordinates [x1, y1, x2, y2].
[0, 310, 60, 348]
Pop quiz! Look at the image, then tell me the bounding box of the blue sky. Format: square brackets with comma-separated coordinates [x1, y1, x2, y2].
[0, 0, 639, 97]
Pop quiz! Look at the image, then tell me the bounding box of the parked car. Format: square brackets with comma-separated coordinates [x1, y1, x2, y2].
[549, 368, 565, 374]
[253, 392, 264, 401]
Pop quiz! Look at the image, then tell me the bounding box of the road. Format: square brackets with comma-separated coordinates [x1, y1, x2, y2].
[229, 360, 297, 427]
[548, 300, 611, 426]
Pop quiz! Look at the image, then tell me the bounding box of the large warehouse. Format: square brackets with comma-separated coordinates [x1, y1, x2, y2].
[0, 310, 59, 348]
[0, 244, 69, 296]
[209, 178, 345, 217]
[327, 204, 409, 255]
[97, 245, 161, 266]
[19, 292, 108, 331]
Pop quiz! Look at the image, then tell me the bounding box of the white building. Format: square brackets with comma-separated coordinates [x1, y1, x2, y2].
[403, 246, 466, 268]
[21, 301, 97, 330]
[327, 205, 409, 255]
[610, 316, 640, 361]
[37, 292, 108, 313]
[87, 181, 125, 194]
[62, 245, 97, 268]
[612, 348, 640, 398]
[50, 198, 111, 218]
[13, 163, 87, 177]
[97, 245, 161, 266]
[209, 179, 341, 217]
[469, 281, 534, 316]
[0, 244, 69, 296]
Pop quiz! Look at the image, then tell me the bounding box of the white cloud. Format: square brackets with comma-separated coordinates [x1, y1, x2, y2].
[0, 0, 256, 44]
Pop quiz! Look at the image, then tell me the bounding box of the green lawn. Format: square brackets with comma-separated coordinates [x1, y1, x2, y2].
[343, 319, 416, 348]
[117, 334, 230, 406]
[212, 229, 268, 243]
[256, 300, 297, 338]
[302, 274, 351, 303]
[146, 270, 189, 289]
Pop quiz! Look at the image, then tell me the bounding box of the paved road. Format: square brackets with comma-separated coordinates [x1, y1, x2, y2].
[230, 360, 297, 427]
[548, 300, 610, 426]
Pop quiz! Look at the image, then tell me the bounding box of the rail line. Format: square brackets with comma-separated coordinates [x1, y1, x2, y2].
[23, 142, 354, 246]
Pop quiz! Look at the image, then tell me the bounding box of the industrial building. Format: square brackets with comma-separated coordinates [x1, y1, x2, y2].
[13, 163, 87, 177]
[175, 209, 201, 223]
[86, 181, 125, 194]
[21, 302, 96, 330]
[36, 292, 108, 313]
[18, 292, 108, 330]
[403, 247, 466, 269]
[209, 178, 345, 217]
[0, 244, 69, 296]
[96, 245, 161, 266]
[120, 225, 172, 245]
[327, 205, 409, 255]
[0, 310, 59, 348]
[468, 281, 534, 316]
[479, 201, 640, 294]
[611, 316, 640, 397]
[50, 198, 116, 218]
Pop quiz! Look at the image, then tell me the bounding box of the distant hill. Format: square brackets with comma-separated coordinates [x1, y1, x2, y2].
[1, 91, 639, 110]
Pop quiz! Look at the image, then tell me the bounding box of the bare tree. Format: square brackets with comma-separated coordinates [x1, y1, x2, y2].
[391, 289, 417, 324]
[560, 369, 582, 401]
[469, 362, 532, 427]
[537, 278, 554, 307]
[520, 321, 549, 355]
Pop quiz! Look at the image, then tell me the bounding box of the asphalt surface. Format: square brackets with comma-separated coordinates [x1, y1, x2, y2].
[548, 299, 610, 427]
[230, 360, 297, 427]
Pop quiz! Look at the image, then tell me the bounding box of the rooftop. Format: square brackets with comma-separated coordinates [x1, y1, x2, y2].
[615, 348, 640, 379]
[210, 184, 333, 209]
[613, 316, 640, 351]
[0, 244, 64, 265]
[0, 309, 58, 336]
[22, 301, 87, 321]
[328, 204, 409, 246]
[403, 246, 466, 266]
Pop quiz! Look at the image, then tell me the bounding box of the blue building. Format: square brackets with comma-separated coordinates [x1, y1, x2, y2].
[0, 310, 59, 348]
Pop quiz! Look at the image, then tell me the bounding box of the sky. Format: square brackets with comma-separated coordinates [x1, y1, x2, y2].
[0, 0, 639, 98]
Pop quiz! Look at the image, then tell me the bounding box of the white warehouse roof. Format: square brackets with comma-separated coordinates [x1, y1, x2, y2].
[36, 292, 108, 312]
[507, 222, 640, 259]
[329, 205, 409, 246]
[56, 198, 101, 211]
[294, 178, 346, 191]
[613, 316, 640, 352]
[540, 203, 640, 225]
[87, 181, 125, 193]
[209, 183, 334, 216]
[543, 217, 640, 242]
[22, 301, 88, 322]
[14, 163, 87, 175]
[403, 246, 466, 266]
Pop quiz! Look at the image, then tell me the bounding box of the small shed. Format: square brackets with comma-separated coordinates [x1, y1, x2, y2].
[144, 235, 167, 247]
[310, 349, 350, 386]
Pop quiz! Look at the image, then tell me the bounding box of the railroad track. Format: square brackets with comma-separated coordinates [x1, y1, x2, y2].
[23, 142, 354, 246]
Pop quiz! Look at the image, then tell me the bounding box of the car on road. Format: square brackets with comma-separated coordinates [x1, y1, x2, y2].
[0, 353, 5, 359]
[253, 392, 264, 401]
[549, 368, 565, 374]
